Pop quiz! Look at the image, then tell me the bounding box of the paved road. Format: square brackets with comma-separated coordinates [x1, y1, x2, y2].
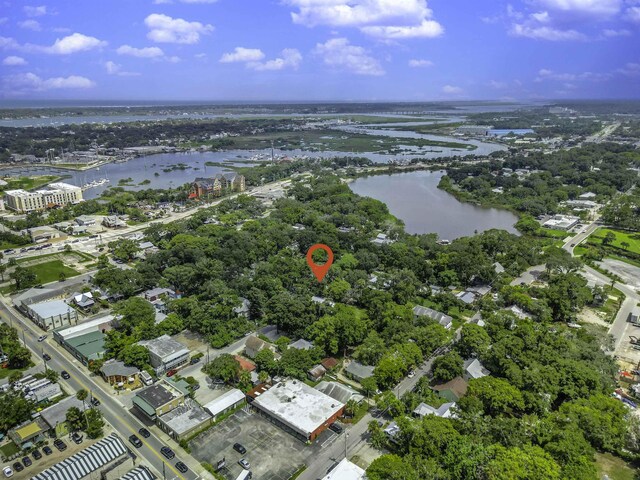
[0, 299, 206, 480]
[563, 217, 601, 255]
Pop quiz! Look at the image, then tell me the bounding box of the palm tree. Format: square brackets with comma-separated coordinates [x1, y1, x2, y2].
[76, 389, 88, 402]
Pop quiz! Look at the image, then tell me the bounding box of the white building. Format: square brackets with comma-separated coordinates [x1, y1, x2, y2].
[542, 214, 579, 231]
[321, 459, 366, 480]
[139, 334, 190, 375]
[4, 183, 83, 213]
[24, 299, 78, 330]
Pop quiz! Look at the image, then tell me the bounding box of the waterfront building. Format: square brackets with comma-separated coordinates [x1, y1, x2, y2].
[4, 183, 82, 212]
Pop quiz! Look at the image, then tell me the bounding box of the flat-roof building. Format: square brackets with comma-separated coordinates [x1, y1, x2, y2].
[40, 396, 88, 437]
[23, 299, 78, 330]
[132, 379, 188, 421]
[542, 214, 579, 231]
[157, 403, 212, 440]
[321, 458, 366, 480]
[138, 334, 189, 375]
[5, 182, 82, 213]
[249, 380, 344, 441]
[203, 389, 245, 420]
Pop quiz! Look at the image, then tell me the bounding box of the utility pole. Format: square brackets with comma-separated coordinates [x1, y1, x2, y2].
[344, 431, 349, 459]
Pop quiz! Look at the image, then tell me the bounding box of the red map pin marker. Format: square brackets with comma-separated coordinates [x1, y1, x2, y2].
[306, 244, 334, 282]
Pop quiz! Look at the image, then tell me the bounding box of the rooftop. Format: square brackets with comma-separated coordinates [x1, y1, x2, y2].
[203, 389, 245, 417]
[135, 381, 183, 410]
[65, 330, 105, 360]
[289, 339, 314, 350]
[31, 433, 127, 480]
[252, 380, 344, 438]
[344, 361, 375, 380]
[315, 381, 364, 405]
[100, 359, 140, 378]
[321, 458, 366, 480]
[40, 396, 88, 429]
[54, 314, 114, 341]
[464, 358, 490, 379]
[28, 299, 75, 319]
[158, 402, 211, 435]
[139, 334, 189, 362]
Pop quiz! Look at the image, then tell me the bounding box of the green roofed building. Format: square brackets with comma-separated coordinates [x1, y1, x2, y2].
[63, 330, 106, 365]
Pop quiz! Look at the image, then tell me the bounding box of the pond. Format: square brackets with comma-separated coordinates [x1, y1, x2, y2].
[349, 170, 519, 239]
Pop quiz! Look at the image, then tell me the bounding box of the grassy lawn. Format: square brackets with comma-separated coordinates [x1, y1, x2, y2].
[538, 228, 572, 239]
[574, 245, 590, 256]
[17, 250, 94, 264]
[27, 260, 80, 284]
[595, 452, 636, 480]
[0, 365, 30, 380]
[595, 286, 626, 323]
[591, 228, 640, 254]
[0, 441, 20, 459]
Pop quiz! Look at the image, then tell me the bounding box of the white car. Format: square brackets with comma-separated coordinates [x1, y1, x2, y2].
[3, 466, 14, 478]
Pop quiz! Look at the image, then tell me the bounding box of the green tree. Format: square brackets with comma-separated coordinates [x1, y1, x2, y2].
[361, 376, 378, 398]
[254, 348, 277, 375]
[602, 231, 616, 246]
[431, 351, 464, 383]
[85, 408, 105, 439]
[367, 420, 387, 450]
[457, 324, 491, 358]
[486, 445, 561, 480]
[119, 344, 151, 370]
[203, 354, 241, 384]
[413, 323, 449, 357]
[76, 389, 89, 402]
[65, 406, 84, 432]
[10, 266, 37, 290]
[0, 393, 33, 431]
[462, 377, 524, 417]
[108, 238, 140, 262]
[366, 454, 417, 480]
[113, 297, 156, 336]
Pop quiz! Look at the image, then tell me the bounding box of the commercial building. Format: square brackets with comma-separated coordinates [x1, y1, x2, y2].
[23, 225, 66, 243]
[132, 379, 189, 421]
[119, 467, 155, 480]
[315, 381, 364, 404]
[23, 299, 78, 330]
[54, 315, 114, 365]
[8, 418, 49, 448]
[31, 433, 132, 480]
[157, 401, 212, 440]
[412, 305, 453, 330]
[455, 125, 493, 136]
[4, 183, 83, 213]
[542, 214, 579, 231]
[248, 380, 344, 441]
[39, 396, 88, 437]
[138, 334, 190, 375]
[203, 389, 245, 420]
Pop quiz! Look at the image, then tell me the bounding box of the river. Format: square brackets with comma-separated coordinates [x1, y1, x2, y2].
[349, 170, 519, 239]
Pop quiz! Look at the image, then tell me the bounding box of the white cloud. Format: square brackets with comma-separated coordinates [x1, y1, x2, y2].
[104, 61, 140, 76]
[154, 0, 218, 3]
[42, 33, 107, 54]
[408, 59, 433, 67]
[3, 56, 27, 66]
[488, 80, 508, 89]
[24, 5, 47, 17]
[361, 19, 443, 38]
[5, 72, 94, 92]
[626, 6, 640, 22]
[509, 23, 586, 40]
[602, 28, 631, 36]
[536, 68, 612, 82]
[314, 37, 384, 76]
[617, 62, 640, 76]
[144, 13, 213, 44]
[0, 37, 20, 49]
[117, 45, 165, 58]
[19, 20, 42, 31]
[537, 0, 622, 17]
[249, 49, 302, 71]
[442, 85, 463, 94]
[286, 0, 443, 40]
[220, 47, 265, 63]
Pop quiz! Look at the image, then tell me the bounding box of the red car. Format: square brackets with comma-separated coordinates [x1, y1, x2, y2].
[166, 369, 177, 377]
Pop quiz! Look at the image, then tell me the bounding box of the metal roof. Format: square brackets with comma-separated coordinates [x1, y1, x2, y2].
[204, 389, 245, 417]
[31, 433, 127, 480]
[119, 467, 155, 480]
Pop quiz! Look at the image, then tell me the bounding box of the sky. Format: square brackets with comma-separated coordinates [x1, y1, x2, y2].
[0, 0, 638, 101]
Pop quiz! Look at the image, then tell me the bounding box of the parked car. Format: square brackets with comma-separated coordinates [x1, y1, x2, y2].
[408, 370, 416, 378]
[189, 383, 200, 391]
[161, 446, 175, 459]
[32, 449, 42, 460]
[166, 369, 177, 377]
[11, 464, 22, 473]
[54, 439, 67, 451]
[71, 432, 83, 444]
[233, 443, 247, 455]
[43, 353, 51, 361]
[329, 423, 343, 434]
[175, 462, 188, 473]
[129, 435, 142, 448]
[61, 371, 71, 380]
[138, 428, 151, 438]
[37, 335, 47, 342]
[3, 466, 13, 478]
[189, 357, 201, 365]
[91, 397, 100, 406]
[42, 446, 53, 456]
[21, 457, 31, 467]
[238, 459, 251, 470]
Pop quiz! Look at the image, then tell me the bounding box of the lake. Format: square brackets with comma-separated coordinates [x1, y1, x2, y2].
[349, 170, 519, 239]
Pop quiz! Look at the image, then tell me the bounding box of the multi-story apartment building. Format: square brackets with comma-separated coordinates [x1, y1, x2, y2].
[4, 182, 83, 212]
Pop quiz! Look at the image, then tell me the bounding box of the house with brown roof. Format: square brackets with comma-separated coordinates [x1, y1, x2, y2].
[321, 357, 339, 371]
[432, 377, 468, 402]
[234, 355, 256, 372]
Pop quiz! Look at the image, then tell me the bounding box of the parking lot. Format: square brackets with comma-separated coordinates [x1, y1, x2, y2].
[190, 409, 338, 480]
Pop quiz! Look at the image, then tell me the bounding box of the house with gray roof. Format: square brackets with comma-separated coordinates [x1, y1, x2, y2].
[412, 305, 453, 329]
[413, 401, 457, 418]
[344, 361, 375, 383]
[39, 396, 88, 437]
[315, 381, 364, 404]
[138, 334, 189, 375]
[464, 358, 490, 380]
[100, 359, 140, 386]
[289, 339, 314, 351]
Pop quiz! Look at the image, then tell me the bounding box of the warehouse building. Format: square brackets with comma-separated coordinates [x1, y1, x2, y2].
[248, 380, 344, 441]
[23, 299, 78, 330]
[54, 315, 114, 365]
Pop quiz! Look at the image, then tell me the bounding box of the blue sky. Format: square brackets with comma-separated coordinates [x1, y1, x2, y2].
[0, 0, 638, 101]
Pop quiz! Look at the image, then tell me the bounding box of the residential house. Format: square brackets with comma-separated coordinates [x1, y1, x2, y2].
[464, 358, 490, 380]
[321, 357, 339, 371]
[289, 339, 314, 351]
[138, 334, 190, 375]
[456, 291, 476, 305]
[412, 305, 453, 330]
[413, 402, 456, 419]
[493, 262, 505, 274]
[308, 364, 327, 382]
[233, 297, 251, 317]
[75, 215, 96, 226]
[40, 396, 89, 437]
[100, 359, 140, 387]
[432, 377, 469, 402]
[344, 361, 375, 383]
[72, 292, 95, 310]
[244, 335, 275, 359]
